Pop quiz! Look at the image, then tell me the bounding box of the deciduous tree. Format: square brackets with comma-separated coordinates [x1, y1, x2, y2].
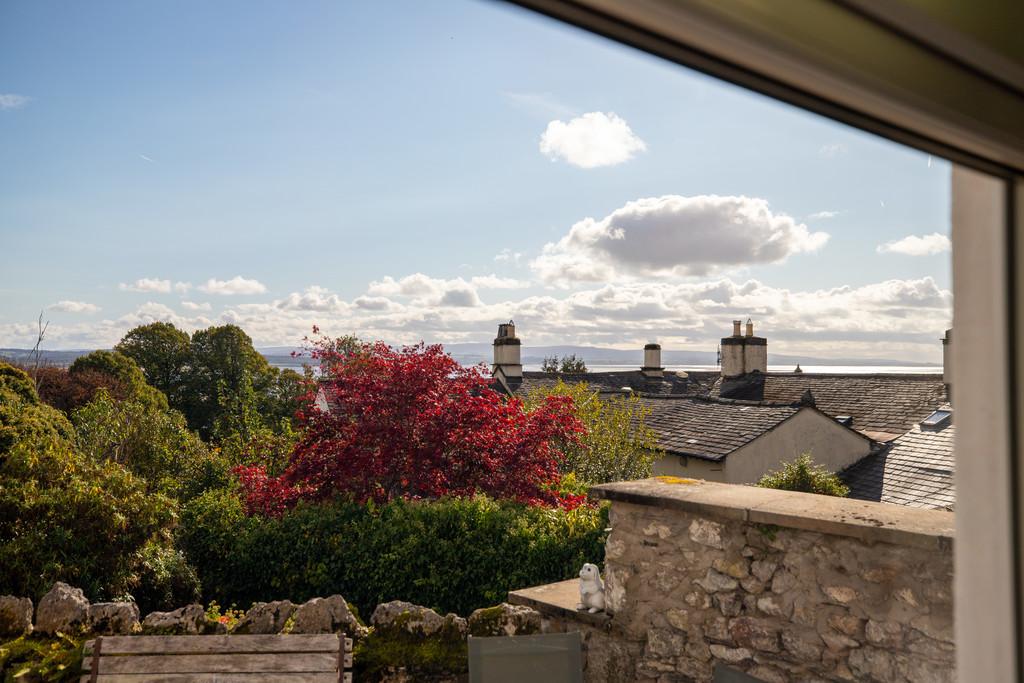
[237, 339, 585, 515]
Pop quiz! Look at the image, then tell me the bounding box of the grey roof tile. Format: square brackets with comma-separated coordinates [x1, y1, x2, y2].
[841, 421, 955, 510]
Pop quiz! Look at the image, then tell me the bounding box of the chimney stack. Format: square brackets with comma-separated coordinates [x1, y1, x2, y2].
[642, 342, 663, 377]
[492, 320, 522, 379]
[720, 319, 767, 378]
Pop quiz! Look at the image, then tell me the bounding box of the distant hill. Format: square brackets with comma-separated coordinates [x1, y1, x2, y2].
[0, 343, 935, 371]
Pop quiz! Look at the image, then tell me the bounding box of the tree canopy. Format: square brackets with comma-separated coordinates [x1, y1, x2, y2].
[236, 339, 585, 515]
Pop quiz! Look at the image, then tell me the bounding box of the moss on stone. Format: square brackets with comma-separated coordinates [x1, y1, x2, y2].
[355, 623, 467, 680]
[467, 606, 506, 637]
[0, 633, 84, 682]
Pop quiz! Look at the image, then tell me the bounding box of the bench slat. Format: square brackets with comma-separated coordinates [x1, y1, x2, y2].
[79, 674, 341, 683]
[85, 653, 337, 674]
[83, 634, 343, 656]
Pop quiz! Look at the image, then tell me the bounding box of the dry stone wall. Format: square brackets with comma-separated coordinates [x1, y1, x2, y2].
[588, 480, 955, 683]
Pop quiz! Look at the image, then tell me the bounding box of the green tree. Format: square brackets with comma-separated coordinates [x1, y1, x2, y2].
[72, 389, 226, 501]
[184, 325, 278, 438]
[524, 380, 659, 485]
[540, 355, 589, 374]
[116, 322, 192, 403]
[0, 363, 177, 602]
[756, 453, 850, 497]
[559, 354, 588, 373]
[69, 349, 167, 409]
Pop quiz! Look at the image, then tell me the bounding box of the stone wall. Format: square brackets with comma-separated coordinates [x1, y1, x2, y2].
[516, 478, 955, 683]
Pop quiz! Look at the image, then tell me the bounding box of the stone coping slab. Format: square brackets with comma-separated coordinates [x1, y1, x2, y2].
[590, 477, 954, 551]
[508, 580, 611, 627]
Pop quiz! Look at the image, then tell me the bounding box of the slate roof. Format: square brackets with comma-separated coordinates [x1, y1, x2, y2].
[505, 370, 694, 397]
[635, 396, 800, 461]
[841, 419, 954, 510]
[711, 373, 946, 441]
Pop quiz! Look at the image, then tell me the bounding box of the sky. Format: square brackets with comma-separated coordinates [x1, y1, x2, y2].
[0, 0, 953, 361]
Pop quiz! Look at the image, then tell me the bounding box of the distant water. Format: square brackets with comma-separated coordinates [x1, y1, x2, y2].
[521, 364, 942, 375]
[264, 356, 942, 375]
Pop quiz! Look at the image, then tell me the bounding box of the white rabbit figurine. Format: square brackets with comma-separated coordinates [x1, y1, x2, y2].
[577, 562, 606, 613]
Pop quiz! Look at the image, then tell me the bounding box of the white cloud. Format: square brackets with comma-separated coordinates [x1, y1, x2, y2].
[119, 278, 190, 293]
[470, 275, 529, 289]
[181, 301, 212, 311]
[1, 275, 952, 362]
[198, 276, 267, 296]
[49, 300, 100, 313]
[539, 112, 646, 168]
[808, 210, 839, 220]
[819, 143, 847, 158]
[276, 285, 349, 313]
[120, 278, 172, 293]
[532, 195, 829, 286]
[367, 273, 486, 308]
[0, 94, 30, 110]
[877, 233, 951, 256]
[494, 248, 523, 265]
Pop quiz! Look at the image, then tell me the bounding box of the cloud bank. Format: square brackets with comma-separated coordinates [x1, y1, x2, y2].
[532, 195, 829, 285]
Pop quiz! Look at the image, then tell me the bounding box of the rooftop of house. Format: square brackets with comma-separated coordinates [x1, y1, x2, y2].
[499, 370, 716, 397]
[634, 396, 803, 461]
[841, 414, 955, 510]
[710, 372, 946, 441]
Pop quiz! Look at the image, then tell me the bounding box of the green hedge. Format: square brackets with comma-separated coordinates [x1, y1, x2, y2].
[178, 492, 607, 617]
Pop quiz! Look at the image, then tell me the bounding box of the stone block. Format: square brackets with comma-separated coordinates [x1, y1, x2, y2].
[468, 603, 541, 637]
[35, 583, 88, 635]
[292, 595, 368, 638]
[728, 617, 780, 653]
[89, 602, 140, 635]
[0, 596, 33, 637]
[142, 604, 210, 635]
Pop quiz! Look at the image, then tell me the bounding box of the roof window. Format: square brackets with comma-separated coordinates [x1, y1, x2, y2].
[921, 409, 952, 429]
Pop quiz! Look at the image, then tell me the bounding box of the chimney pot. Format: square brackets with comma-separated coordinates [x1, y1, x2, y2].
[642, 342, 663, 377]
[745, 319, 754, 337]
[732, 320, 742, 336]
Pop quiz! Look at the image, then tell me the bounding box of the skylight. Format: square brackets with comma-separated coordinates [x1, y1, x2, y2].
[921, 409, 952, 428]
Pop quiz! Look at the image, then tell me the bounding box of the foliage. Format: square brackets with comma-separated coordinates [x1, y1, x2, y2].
[72, 389, 218, 499]
[116, 321, 192, 404]
[131, 539, 202, 614]
[0, 363, 177, 602]
[525, 380, 660, 485]
[178, 491, 608, 617]
[237, 340, 585, 514]
[0, 633, 84, 683]
[32, 365, 131, 414]
[756, 453, 850, 497]
[69, 350, 167, 410]
[541, 354, 588, 374]
[356, 614, 467, 679]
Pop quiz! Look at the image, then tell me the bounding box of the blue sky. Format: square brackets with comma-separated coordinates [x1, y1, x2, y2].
[0, 0, 952, 361]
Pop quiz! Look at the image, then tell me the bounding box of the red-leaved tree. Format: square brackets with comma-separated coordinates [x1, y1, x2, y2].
[236, 336, 585, 515]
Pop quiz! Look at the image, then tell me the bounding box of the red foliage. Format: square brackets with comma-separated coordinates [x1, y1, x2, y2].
[31, 366, 130, 414]
[236, 338, 584, 515]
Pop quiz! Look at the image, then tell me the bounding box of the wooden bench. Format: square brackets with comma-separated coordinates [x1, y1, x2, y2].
[81, 634, 353, 683]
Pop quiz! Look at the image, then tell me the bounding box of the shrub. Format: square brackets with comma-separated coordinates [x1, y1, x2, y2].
[756, 453, 850, 497]
[0, 362, 177, 602]
[131, 539, 202, 614]
[72, 389, 222, 501]
[525, 380, 660, 485]
[179, 492, 607, 617]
